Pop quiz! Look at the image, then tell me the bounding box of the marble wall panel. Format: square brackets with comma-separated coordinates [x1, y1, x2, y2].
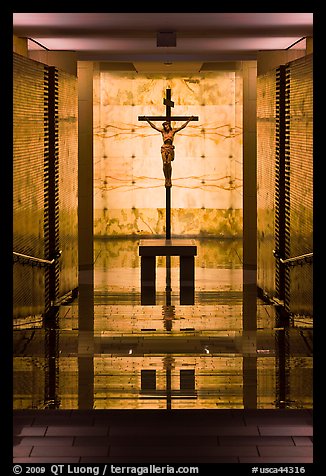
[94, 70, 243, 237]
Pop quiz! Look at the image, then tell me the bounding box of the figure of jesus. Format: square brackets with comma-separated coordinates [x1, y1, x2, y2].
[144, 116, 194, 187]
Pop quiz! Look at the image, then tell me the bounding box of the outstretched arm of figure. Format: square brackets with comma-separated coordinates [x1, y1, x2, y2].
[173, 116, 195, 133]
[144, 117, 162, 132]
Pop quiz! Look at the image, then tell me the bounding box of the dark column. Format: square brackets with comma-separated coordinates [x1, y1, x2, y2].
[243, 355, 257, 409]
[166, 367, 172, 410]
[45, 66, 60, 316]
[77, 62, 95, 410]
[44, 307, 60, 408]
[275, 327, 290, 408]
[165, 255, 172, 298]
[78, 354, 94, 410]
[242, 62, 258, 407]
[242, 61, 257, 332]
[166, 186, 171, 239]
[275, 65, 287, 304]
[164, 256, 173, 331]
[77, 61, 94, 332]
[163, 356, 173, 411]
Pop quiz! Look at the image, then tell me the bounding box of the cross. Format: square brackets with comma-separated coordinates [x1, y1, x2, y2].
[138, 88, 198, 239]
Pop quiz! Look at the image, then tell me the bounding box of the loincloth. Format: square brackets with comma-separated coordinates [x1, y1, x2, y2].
[161, 144, 175, 162]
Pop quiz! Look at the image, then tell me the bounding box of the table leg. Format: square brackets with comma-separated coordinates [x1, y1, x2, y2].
[141, 256, 156, 305]
[180, 256, 195, 304]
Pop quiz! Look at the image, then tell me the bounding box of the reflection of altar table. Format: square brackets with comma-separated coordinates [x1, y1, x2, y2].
[139, 239, 197, 305]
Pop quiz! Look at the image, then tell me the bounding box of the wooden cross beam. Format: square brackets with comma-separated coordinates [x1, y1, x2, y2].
[138, 88, 198, 123]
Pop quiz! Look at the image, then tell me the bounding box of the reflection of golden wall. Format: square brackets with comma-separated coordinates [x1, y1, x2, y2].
[13, 353, 313, 410]
[93, 356, 244, 410]
[94, 69, 243, 237]
[94, 238, 242, 269]
[58, 357, 78, 409]
[13, 357, 45, 409]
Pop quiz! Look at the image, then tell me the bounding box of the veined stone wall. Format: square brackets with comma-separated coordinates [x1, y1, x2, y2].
[93, 69, 243, 237]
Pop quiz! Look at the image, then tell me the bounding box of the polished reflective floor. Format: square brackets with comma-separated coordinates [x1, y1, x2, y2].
[13, 238, 313, 410]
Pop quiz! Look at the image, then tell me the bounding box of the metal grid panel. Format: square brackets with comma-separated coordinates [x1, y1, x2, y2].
[44, 67, 60, 311]
[13, 53, 47, 318]
[285, 55, 313, 316]
[275, 66, 290, 304]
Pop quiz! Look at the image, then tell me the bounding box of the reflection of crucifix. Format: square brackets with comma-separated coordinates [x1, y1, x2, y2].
[138, 89, 198, 239]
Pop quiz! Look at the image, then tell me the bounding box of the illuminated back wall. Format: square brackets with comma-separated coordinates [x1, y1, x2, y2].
[93, 67, 243, 237]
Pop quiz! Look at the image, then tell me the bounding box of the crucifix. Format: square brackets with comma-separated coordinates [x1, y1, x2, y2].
[138, 88, 198, 239]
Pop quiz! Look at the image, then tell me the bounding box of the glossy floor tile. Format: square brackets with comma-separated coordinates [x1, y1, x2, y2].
[13, 238, 312, 411]
[13, 409, 313, 464]
[13, 238, 314, 465]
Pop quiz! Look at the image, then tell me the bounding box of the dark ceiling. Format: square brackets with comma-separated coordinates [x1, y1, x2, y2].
[13, 12, 313, 64]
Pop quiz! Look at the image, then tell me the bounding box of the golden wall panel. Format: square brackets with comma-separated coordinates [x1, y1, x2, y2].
[57, 69, 78, 298]
[94, 207, 243, 237]
[94, 70, 243, 237]
[257, 70, 277, 297]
